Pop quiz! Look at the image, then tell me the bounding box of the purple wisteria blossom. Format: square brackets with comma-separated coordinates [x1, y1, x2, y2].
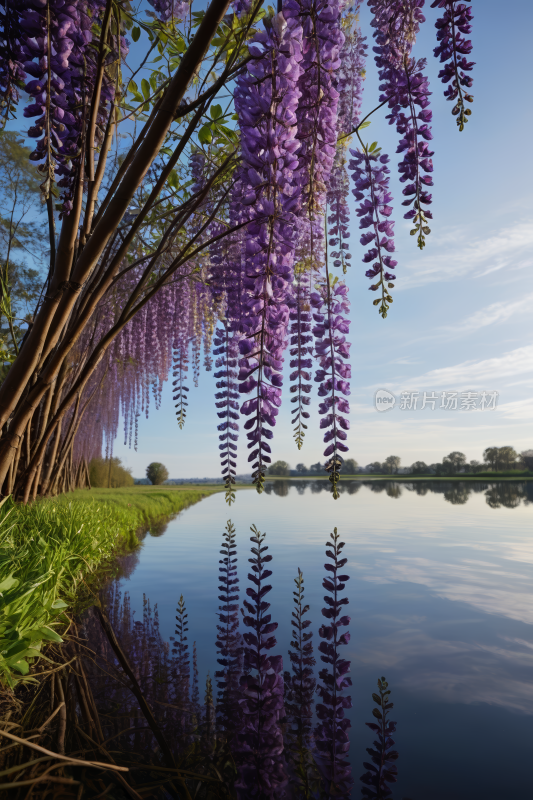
[360, 677, 399, 799]
[370, 0, 434, 249]
[289, 269, 313, 450]
[315, 527, 352, 797]
[283, 568, 318, 798]
[431, 0, 474, 130]
[392, 61, 434, 249]
[18, 0, 123, 214]
[147, 0, 189, 23]
[235, 10, 303, 493]
[288, 0, 345, 265]
[310, 275, 351, 498]
[214, 325, 240, 504]
[172, 346, 190, 429]
[0, 0, 26, 128]
[349, 148, 397, 318]
[215, 520, 242, 741]
[327, 12, 367, 273]
[236, 525, 287, 798]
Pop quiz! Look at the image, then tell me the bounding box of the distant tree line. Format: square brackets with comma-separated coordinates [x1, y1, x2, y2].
[266, 447, 533, 478]
[267, 459, 359, 477]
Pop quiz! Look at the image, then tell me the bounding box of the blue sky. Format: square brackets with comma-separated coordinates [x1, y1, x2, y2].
[111, 0, 533, 478]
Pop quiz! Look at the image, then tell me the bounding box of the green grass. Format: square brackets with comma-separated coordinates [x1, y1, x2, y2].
[0, 485, 220, 688]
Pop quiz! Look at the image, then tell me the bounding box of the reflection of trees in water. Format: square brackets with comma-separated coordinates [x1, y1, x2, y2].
[264, 479, 533, 508]
[403, 480, 531, 508]
[485, 484, 523, 509]
[386, 483, 402, 499]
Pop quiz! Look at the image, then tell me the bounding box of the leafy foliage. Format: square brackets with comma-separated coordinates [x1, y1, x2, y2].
[146, 461, 170, 485]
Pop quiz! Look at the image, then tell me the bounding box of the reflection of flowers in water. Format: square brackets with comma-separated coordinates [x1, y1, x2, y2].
[82, 524, 383, 798]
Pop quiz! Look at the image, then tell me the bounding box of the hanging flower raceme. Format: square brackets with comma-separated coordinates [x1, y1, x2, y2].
[315, 528, 352, 797]
[20, 0, 123, 214]
[214, 325, 240, 504]
[0, 0, 26, 129]
[369, 0, 435, 249]
[310, 274, 351, 498]
[327, 12, 367, 274]
[236, 525, 287, 798]
[349, 148, 397, 318]
[391, 60, 434, 249]
[289, 268, 313, 450]
[288, 0, 345, 265]
[172, 346, 190, 429]
[147, 0, 190, 23]
[431, 0, 474, 130]
[235, 10, 303, 493]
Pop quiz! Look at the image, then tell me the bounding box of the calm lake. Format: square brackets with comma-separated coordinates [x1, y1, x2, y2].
[109, 480, 533, 799]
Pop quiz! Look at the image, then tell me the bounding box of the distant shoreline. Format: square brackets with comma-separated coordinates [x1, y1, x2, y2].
[262, 473, 533, 482]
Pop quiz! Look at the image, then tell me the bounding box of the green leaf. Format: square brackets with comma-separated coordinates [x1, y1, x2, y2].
[359, 119, 371, 129]
[168, 170, 179, 190]
[128, 80, 138, 94]
[132, 26, 141, 42]
[372, 707, 383, 720]
[0, 575, 18, 593]
[141, 78, 151, 100]
[176, 37, 186, 53]
[372, 692, 382, 706]
[210, 104, 223, 120]
[369, 141, 378, 152]
[51, 599, 68, 609]
[198, 125, 212, 145]
[37, 626, 63, 643]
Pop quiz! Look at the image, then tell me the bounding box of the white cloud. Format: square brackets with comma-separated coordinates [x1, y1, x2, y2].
[445, 293, 533, 334]
[379, 344, 533, 391]
[399, 220, 533, 289]
[496, 397, 533, 421]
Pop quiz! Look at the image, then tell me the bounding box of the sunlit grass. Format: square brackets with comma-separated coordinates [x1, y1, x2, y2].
[0, 486, 220, 688]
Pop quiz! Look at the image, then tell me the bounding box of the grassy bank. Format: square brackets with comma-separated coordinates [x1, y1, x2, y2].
[0, 486, 220, 688]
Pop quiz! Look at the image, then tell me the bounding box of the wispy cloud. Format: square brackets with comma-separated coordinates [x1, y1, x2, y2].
[399, 220, 533, 290]
[496, 398, 533, 421]
[377, 344, 533, 391]
[445, 293, 533, 334]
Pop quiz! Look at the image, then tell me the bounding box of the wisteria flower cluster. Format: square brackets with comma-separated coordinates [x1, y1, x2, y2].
[19, 0, 123, 214]
[327, 12, 367, 274]
[431, 0, 474, 130]
[288, 269, 313, 450]
[235, 10, 304, 493]
[310, 275, 351, 497]
[349, 148, 397, 318]
[0, 0, 477, 502]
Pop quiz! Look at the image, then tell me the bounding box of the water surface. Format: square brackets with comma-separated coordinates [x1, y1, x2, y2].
[113, 481, 533, 799]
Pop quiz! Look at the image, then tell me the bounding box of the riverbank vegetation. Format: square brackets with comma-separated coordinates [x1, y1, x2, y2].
[0, 487, 220, 689]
